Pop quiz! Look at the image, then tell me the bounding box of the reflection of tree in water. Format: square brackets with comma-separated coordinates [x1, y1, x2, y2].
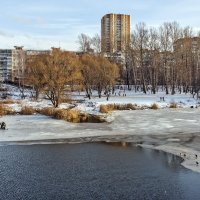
[150, 150, 183, 171]
[165, 152, 184, 171]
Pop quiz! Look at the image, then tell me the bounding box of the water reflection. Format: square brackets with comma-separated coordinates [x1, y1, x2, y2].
[100, 141, 132, 147]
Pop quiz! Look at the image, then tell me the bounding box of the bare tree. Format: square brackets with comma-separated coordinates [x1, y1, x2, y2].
[159, 22, 172, 94]
[148, 27, 160, 94]
[91, 34, 101, 54]
[80, 54, 119, 98]
[131, 22, 149, 93]
[77, 33, 92, 53]
[169, 22, 182, 94]
[95, 56, 119, 98]
[80, 54, 97, 99]
[26, 54, 46, 100]
[181, 26, 194, 38]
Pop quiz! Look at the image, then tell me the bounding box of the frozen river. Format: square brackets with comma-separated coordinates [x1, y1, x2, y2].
[0, 108, 200, 142]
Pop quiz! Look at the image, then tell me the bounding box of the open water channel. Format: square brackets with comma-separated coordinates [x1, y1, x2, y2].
[0, 143, 200, 200]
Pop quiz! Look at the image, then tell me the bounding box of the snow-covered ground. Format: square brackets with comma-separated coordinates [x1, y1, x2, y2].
[1, 84, 200, 113]
[0, 84, 200, 173]
[73, 89, 199, 113]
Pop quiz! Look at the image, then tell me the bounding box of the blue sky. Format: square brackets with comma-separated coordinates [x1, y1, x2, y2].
[0, 0, 200, 50]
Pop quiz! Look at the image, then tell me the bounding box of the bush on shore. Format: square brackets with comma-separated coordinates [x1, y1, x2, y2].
[20, 106, 36, 115]
[150, 103, 159, 110]
[169, 102, 177, 108]
[100, 103, 138, 113]
[0, 99, 20, 104]
[0, 104, 14, 116]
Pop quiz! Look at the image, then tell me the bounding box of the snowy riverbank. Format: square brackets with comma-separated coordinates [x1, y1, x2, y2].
[0, 108, 200, 173]
[138, 144, 200, 173]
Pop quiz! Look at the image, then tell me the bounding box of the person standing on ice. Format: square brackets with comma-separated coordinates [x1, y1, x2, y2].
[0, 122, 6, 130]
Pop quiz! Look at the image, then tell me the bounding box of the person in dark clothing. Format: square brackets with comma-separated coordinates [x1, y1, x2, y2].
[1, 122, 6, 130]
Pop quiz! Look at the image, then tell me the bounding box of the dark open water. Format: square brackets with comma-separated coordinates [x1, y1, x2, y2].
[0, 143, 200, 200]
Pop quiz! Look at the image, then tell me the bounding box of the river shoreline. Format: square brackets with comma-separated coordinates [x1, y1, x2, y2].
[0, 108, 200, 173]
[1, 134, 200, 174]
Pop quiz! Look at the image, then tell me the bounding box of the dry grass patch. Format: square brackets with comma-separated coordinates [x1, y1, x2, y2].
[37, 107, 56, 116]
[53, 109, 81, 123]
[114, 103, 137, 110]
[20, 106, 36, 115]
[0, 99, 20, 104]
[100, 103, 137, 113]
[169, 102, 177, 108]
[38, 107, 107, 123]
[0, 104, 14, 116]
[100, 105, 113, 113]
[65, 109, 80, 123]
[53, 109, 68, 120]
[38, 107, 82, 123]
[150, 103, 159, 110]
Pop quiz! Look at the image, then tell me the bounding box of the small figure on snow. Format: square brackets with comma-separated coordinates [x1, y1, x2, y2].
[0, 122, 6, 130]
[106, 93, 110, 101]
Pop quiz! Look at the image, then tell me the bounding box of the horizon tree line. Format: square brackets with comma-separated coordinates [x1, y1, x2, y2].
[77, 21, 200, 98]
[25, 21, 200, 107]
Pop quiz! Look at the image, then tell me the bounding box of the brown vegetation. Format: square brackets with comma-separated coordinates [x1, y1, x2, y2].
[169, 102, 178, 108]
[78, 22, 200, 97]
[53, 109, 80, 123]
[37, 107, 56, 116]
[0, 105, 14, 116]
[100, 103, 138, 113]
[37, 107, 106, 123]
[150, 103, 159, 110]
[20, 106, 36, 115]
[26, 48, 81, 107]
[0, 99, 20, 104]
[80, 54, 119, 98]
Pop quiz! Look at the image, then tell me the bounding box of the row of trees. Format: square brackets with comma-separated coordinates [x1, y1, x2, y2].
[26, 21, 199, 107]
[77, 22, 200, 97]
[26, 48, 118, 107]
[126, 22, 200, 96]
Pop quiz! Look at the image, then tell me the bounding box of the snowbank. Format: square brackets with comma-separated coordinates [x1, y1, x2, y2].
[138, 144, 200, 173]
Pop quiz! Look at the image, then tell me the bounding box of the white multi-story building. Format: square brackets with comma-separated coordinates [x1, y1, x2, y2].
[12, 46, 26, 83]
[0, 47, 50, 82]
[0, 49, 12, 82]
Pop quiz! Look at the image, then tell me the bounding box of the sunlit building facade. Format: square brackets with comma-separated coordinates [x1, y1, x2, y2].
[101, 13, 130, 55]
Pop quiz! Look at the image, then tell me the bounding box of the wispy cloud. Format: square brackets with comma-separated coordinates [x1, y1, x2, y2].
[0, 30, 14, 38]
[9, 16, 47, 26]
[0, 0, 199, 50]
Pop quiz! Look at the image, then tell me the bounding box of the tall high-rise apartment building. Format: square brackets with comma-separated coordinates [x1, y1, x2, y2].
[101, 13, 130, 54]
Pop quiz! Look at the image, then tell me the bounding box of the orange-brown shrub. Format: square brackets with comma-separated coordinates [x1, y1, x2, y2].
[0, 99, 20, 104]
[20, 106, 36, 115]
[150, 103, 159, 110]
[100, 103, 137, 113]
[0, 104, 13, 116]
[169, 102, 177, 108]
[37, 107, 56, 116]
